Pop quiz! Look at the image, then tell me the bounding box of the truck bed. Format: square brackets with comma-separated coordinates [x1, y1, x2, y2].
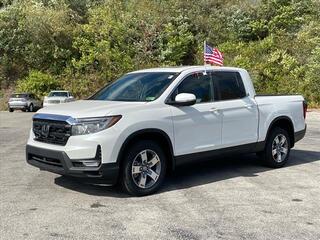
[254, 94, 305, 142]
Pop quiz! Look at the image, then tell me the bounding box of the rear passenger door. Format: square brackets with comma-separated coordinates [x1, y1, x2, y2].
[211, 71, 259, 147]
[30, 94, 41, 108]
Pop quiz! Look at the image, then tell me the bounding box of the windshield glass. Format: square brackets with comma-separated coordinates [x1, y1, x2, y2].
[90, 72, 179, 102]
[48, 92, 68, 97]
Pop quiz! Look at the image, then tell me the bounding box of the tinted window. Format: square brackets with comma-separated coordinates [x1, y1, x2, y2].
[10, 94, 28, 98]
[91, 72, 178, 102]
[174, 73, 213, 103]
[212, 72, 246, 100]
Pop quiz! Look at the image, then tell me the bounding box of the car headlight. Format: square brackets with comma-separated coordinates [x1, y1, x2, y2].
[71, 116, 122, 135]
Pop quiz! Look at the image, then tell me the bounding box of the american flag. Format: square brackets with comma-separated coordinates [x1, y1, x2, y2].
[204, 43, 223, 66]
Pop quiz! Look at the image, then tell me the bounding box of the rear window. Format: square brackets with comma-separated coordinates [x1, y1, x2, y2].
[212, 72, 246, 100]
[10, 94, 28, 98]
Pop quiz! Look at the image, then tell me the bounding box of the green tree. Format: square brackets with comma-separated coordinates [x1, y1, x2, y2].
[15, 70, 61, 98]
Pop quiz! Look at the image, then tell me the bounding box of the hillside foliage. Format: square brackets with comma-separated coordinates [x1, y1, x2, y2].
[0, 0, 319, 106]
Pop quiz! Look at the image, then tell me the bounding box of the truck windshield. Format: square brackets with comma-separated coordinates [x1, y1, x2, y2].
[48, 92, 68, 97]
[90, 72, 179, 102]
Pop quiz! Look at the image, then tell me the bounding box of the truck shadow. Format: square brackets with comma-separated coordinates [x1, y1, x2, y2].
[54, 149, 320, 197]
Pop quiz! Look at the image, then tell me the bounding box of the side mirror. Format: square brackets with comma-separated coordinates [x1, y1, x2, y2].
[173, 93, 196, 106]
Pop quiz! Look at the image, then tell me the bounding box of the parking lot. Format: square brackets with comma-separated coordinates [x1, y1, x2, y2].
[0, 110, 319, 240]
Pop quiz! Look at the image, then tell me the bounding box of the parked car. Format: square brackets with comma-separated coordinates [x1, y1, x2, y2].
[8, 93, 42, 112]
[26, 66, 307, 196]
[43, 91, 75, 107]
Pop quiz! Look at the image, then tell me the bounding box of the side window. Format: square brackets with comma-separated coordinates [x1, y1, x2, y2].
[29, 94, 33, 99]
[174, 73, 213, 103]
[212, 72, 246, 100]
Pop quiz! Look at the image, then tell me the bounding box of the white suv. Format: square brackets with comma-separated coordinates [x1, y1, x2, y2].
[26, 66, 307, 196]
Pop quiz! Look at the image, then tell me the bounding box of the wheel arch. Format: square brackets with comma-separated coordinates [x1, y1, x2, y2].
[117, 128, 175, 173]
[265, 116, 295, 148]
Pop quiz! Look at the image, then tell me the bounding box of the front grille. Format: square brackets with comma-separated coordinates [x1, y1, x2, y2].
[48, 100, 61, 104]
[33, 119, 71, 145]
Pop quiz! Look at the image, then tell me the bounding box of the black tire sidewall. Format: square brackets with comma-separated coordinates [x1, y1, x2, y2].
[122, 140, 167, 196]
[29, 104, 34, 112]
[264, 127, 291, 168]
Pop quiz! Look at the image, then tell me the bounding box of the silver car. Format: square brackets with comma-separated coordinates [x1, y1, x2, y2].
[8, 93, 42, 112]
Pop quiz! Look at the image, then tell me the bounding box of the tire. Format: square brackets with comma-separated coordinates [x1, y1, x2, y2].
[121, 140, 167, 196]
[260, 127, 291, 168]
[28, 103, 34, 112]
[9, 108, 13, 112]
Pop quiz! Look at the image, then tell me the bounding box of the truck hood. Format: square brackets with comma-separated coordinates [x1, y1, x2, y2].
[38, 100, 147, 118]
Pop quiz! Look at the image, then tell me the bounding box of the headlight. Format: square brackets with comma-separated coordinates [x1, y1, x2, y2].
[71, 116, 122, 135]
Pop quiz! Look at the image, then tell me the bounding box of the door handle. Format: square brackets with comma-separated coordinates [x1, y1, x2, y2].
[244, 104, 254, 109]
[210, 107, 220, 113]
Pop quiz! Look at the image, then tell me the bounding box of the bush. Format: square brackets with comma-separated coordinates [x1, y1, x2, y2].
[15, 70, 61, 98]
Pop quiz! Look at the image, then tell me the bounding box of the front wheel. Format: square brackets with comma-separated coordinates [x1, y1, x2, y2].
[9, 108, 13, 112]
[260, 127, 291, 168]
[121, 140, 167, 196]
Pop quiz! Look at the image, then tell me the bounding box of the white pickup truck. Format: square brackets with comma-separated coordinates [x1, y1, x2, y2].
[43, 90, 75, 107]
[26, 66, 307, 196]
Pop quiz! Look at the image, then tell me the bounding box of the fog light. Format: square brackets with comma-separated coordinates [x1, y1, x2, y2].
[82, 161, 100, 167]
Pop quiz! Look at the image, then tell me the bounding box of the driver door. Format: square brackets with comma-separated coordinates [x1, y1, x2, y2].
[169, 72, 222, 156]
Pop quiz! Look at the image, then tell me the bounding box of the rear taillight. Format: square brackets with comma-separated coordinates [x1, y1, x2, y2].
[303, 101, 307, 119]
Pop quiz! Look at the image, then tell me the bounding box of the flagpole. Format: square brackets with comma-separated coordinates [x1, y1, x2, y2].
[203, 40, 206, 65]
[203, 40, 207, 75]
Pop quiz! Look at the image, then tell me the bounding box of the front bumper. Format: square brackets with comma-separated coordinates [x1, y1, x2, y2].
[43, 102, 61, 107]
[26, 145, 119, 185]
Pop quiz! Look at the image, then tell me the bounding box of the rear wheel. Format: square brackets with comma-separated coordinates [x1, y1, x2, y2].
[9, 108, 13, 112]
[121, 140, 167, 196]
[260, 127, 291, 168]
[28, 103, 34, 112]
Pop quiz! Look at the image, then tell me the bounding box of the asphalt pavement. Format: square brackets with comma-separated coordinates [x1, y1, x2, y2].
[0, 110, 319, 240]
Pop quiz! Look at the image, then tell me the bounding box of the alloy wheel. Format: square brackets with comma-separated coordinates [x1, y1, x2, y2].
[271, 134, 288, 163]
[131, 149, 161, 189]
